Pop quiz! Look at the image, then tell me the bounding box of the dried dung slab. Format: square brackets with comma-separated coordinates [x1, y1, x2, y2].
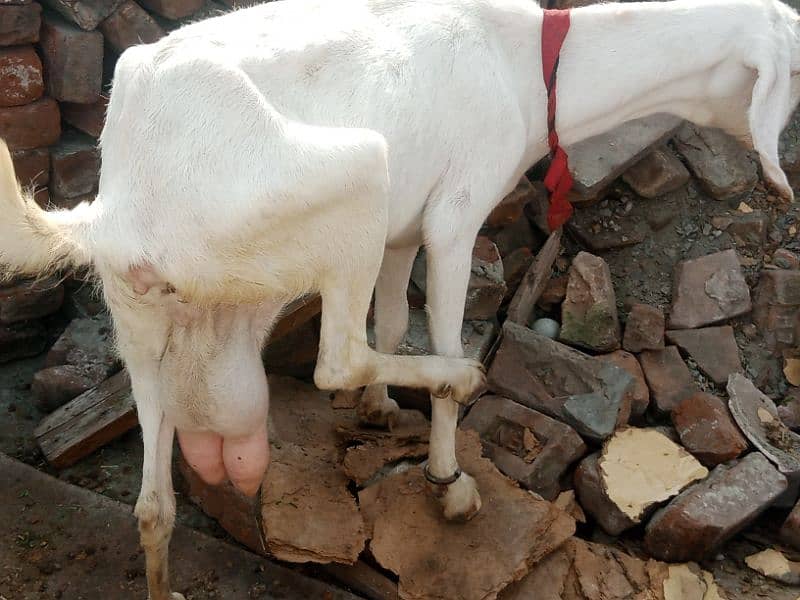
[727, 373, 800, 479]
[745, 549, 800, 585]
[359, 429, 575, 600]
[461, 395, 587, 500]
[500, 537, 670, 600]
[662, 564, 728, 600]
[666, 326, 742, 386]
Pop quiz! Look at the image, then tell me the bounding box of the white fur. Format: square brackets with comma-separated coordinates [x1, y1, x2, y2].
[0, 0, 798, 597]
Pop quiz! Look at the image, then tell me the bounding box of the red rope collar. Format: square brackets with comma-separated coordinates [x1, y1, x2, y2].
[541, 9, 574, 231]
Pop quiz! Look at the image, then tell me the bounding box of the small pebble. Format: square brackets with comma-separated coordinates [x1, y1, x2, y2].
[532, 318, 560, 339]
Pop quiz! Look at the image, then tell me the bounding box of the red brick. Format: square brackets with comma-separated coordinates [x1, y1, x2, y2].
[137, 0, 203, 19]
[671, 392, 748, 467]
[0, 3, 40, 46]
[0, 97, 60, 150]
[11, 147, 48, 189]
[43, 0, 123, 30]
[638, 346, 697, 414]
[0, 45, 42, 107]
[40, 12, 103, 103]
[50, 130, 99, 199]
[0, 320, 46, 363]
[623, 303, 664, 352]
[31, 363, 108, 412]
[60, 97, 106, 138]
[665, 326, 743, 385]
[486, 176, 538, 228]
[597, 349, 650, 421]
[0, 277, 64, 324]
[754, 269, 800, 350]
[100, 0, 165, 54]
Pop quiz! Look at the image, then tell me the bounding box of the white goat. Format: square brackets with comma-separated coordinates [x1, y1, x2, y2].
[0, 0, 798, 597]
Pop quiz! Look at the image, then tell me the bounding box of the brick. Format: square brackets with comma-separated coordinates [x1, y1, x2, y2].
[639, 346, 697, 414]
[596, 349, 650, 421]
[565, 114, 682, 204]
[461, 395, 587, 500]
[574, 453, 638, 535]
[0, 96, 60, 150]
[60, 96, 106, 138]
[40, 11, 103, 103]
[669, 249, 752, 329]
[99, 0, 165, 53]
[0, 276, 63, 324]
[674, 124, 758, 200]
[31, 363, 108, 412]
[45, 313, 116, 369]
[501, 246, 533, 302]
[0, 3, 41, 45]
[40, 0, 123, 29]
[560, 251, 621, 352]
[645, 453, 787, 562]
[622, 146, 690, 199]
[623, 303, 664, 352]
[536, 273, 568, 311]
[50, 129, 99, 199]
[137, 0, 203, 19]
[665, 325, 743, 385]
[773, 248, 800, 270]
[486, 176, 536, 228]
[672, 392, 748, 467]
[11, 147, 49, 189]
[780, 496, 800, 550]
[0, 45, 42, 106]
[0, 320, 45, 362]
[711, 210, 770, 248]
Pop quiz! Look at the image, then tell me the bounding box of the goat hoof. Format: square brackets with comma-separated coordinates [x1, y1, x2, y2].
[449, 359, 487, 406]
[430, 472, 482, 522]
[358, 397, 400, 429]
[172, 594, 186, 600]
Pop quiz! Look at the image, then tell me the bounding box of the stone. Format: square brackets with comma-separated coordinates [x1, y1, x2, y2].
[622, 146, 690, 199]
[753, 269, 800, 350]
[727, 373, 800, 480]
[574, 453, 638, 535]
[565, 202, 650, 252]
[486, 175, 536, 227]
[780, 495, 800, 550]
[31, 363, 108, 413]
[623, 303, 665, 352]
[359, 429, 575, 600]
[596, 349, 650, 421]
[639, 347, 698, 414]
[44, 314, 116, 370]
[669, 249, 752, 329]
[565, 114, 683, 204]
[537, 273, 568, 311]
[0, 3, 40, 45]
[674, 124, 758, 200]
[0, 45, 42, 107]
[552, 490, 586, 524]
[644, 452, 788, 562]
[778, 388, 800, 430]
[40, 0, 124, 29]
[500, 538, 670, 600]
[665, 326, 743, 385]
[0, 97, 60, 151]
[99, 0, 165, 53]
[672, 392, 748, 467]
[712, 211, 770, 248]
[506, 229, 561, 325]
[744, 549, 800, 586]
[137, 0, 203, 19]
[531, 317, 559, 339]
[461, 395, 587, 500]
[0, 320, 45, 363]
[502, 246, 533, 301]
[411, 237, 506, 321]
[773, 248, 800, 270]
[11, 147, 49, 189]
[61, 97, 106, 138]
[0, 277, 64, 324]
[49, 130, 99, 199]
[560, 251, 621, 352]
[488, 321, 633, 442]
[39, 12, 103, 103]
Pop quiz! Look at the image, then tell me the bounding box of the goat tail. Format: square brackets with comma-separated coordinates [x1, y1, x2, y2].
[0, 138, 96, 281]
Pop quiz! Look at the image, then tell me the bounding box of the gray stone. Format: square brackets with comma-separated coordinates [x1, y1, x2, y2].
[622, 146, 690, 199]
[41, 0, 124, 29]
[673, 124, 758, 200]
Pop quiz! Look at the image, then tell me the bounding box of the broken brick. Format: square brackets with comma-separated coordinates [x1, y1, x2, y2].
[0, 2, 40, 45]
[638, 346, 697, 414]
[596, 349, 650, 421]
[665, 325, 743, 385]
[11, 147, 49, 189]
[781, 496, 800, 551]
[137, 0, 204, 19]
[61, 97, 107, 138]
[40, 12, 103, 103]
[0, 320, 45, 363]
[673, 124, 758, 200]
[49, 130, 100, 199]
[713, 210, 770, 248]
[622, 146, 690, 199]
[44, 314, 116, 370]
[0, 45, 43, 107]
[773, 249, 800, 270]
[502, 246, 533, 302]
[0, 97, 60, 151]
[43, 0, 124, 30]
[669, 249, 752, 329]
[31, 363, 109, 412]
[0, 277, 64, 324]
[672, 392, 748, 467]
[645, 452, 787, 562]
[560, 251, 621, 352]
[461, 395, 586, 500]
[622, 303, 665, 352]
[574, 453, 638, 535]
[754, 269, 800, 350]
[537, 273, 568, 311]
[99, 0, 165, 53]
[486, 176, 536, 228]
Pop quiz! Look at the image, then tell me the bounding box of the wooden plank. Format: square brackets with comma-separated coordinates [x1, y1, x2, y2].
[34, 370, 136, 468]
[319, 561, 399, 600]
[271, 294, 321, 341]
[506, 229, 561, 325]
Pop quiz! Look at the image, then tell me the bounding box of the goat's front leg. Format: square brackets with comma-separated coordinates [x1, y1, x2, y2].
[131, 361, 184, 600]
[358, 245, 420, 428]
